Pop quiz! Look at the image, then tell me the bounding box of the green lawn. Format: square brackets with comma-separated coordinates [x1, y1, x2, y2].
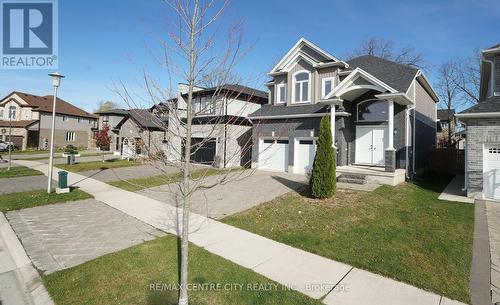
[17, 151, 111, 161]
[0, 166, 43, 178]
[43, 235, 320, 305]
[58, 159, 142, 172]
[109, 167, 242, 191]
[0, 189, 93, 212]
[224, 175, 474, 303]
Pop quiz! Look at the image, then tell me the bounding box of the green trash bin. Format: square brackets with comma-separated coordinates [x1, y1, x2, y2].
[58, 171, 68, 189]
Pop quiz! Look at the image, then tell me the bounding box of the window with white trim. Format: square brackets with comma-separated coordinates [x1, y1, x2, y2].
[65, 132, 76, 142]
[293, 71, 310, 103]
[276, 83, 287, 104]
[322, 77, 334, 98]
[0, 108, 3, 118]
[8, 106, 16, 119]
[62, 115, 68, 122]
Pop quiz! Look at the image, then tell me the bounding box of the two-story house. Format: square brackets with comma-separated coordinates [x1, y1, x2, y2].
[164, 84, 267, 167]
[456, 44, 500, 200]
[249, 38, 439, 185]
[0, 91, 97, 150]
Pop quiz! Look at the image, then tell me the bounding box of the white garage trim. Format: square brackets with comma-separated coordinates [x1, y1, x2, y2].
[293, 137, 317, 174]
[257, 137, 289, 172]
[483, 143, 500, 201]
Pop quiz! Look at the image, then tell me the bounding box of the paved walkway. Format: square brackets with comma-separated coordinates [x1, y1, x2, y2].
[138, 170, 307, 219]
[486, 200, 500, 304]
[0, 213, 53, 305]
[77, 164, 171, 182]
[13, 159, 466, 305]
[438, 175, 474, 203]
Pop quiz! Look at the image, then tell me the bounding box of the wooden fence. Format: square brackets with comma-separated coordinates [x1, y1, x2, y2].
[427, 148, 465, 175]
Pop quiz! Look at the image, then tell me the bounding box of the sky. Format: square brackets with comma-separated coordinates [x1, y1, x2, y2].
[0, 0, 498, 113]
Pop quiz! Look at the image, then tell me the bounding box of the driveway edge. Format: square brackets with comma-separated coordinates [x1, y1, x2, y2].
[0, 213, 54, 305]
[470, 200, 493, 305]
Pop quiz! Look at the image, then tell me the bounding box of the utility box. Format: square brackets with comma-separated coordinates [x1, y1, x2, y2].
[56, 171, 70, 194]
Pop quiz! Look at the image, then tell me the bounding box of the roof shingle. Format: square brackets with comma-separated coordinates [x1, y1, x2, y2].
[346, 55, 419, 93]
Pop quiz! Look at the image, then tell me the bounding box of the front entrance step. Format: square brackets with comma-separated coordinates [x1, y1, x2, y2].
[337, 174, 367, 185]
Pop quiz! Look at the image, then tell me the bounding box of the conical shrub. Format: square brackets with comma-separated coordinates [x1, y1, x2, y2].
[310, 116, 336, 198]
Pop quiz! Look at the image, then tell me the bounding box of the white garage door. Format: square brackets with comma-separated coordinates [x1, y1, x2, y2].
[294, 139, 316, 174]
[258, 139, 288, 172]
[484, 144, 500, 200]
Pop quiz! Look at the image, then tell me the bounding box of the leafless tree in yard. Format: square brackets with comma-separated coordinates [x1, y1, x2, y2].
[454, 48, 481, 106]
[109, 1, 279, 304]
[436, 61, 460, 147]
[348, 37, 427, 70]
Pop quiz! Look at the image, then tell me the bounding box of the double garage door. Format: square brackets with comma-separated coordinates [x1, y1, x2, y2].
[484, 144, 500, 200]
[258, 138, 316, 174]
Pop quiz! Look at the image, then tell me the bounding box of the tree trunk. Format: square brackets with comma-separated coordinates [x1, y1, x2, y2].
[178, 3, 197, 304]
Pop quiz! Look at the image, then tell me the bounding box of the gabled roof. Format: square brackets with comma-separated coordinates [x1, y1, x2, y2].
[0, 119, 38, 128]
[198, 84, 268, 102]
[458, 97, 500, 116]
[107, 108, 165, 130]
[346, 55, 419, 93]
[437, 109, 455, 121]
[270, 38, 346, 74]
[1, 91, 96, 119]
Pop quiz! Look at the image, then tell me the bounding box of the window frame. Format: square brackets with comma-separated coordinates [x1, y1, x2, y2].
[65, 131, 76, 142]
[356, 99, 389, 122]
[275, 83, 287, 104]
[62, 115, 69, 122]
[8, 106, 16, 119]
[321, 77, 335, 98]
[291, 70, 311, 104]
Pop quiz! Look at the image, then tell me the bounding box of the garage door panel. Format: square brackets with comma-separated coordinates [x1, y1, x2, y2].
[258, 139, 288, 172]
[484, 144, 500, 200]
[294, 139, 316, 174]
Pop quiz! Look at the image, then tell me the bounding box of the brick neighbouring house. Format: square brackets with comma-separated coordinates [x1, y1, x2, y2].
[0, 91, 97, 150]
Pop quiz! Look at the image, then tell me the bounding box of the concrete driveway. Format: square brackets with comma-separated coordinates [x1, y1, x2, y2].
[138, 170, 308, 219]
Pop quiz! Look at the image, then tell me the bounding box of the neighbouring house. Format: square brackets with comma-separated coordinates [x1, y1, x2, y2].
[0, 91, 97, 150]
[95, 108, 166, 158]
[249, 38, 439, 185]
[163, 84, 267, 167]
[436, 109, 456, 148]
[456, 44, 500, 200]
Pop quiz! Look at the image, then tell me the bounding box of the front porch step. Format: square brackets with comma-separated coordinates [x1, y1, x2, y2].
[337, 174, 367, 185]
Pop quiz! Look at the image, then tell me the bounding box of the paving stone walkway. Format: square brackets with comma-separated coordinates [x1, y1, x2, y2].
[7, 199, 164, 274]
[0, 176, 56, 195]
[486, 200, 500, 303]
[13, 160, 466, 305]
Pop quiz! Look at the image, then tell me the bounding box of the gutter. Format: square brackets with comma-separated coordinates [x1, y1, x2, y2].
[456, 112, 500, 119]
[250, 111, 351, 120]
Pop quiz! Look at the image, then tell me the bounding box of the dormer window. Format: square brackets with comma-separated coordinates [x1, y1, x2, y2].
[276, 83, 286, 104]
[292, 71, 310, 103]
[322, 77, 334, 98]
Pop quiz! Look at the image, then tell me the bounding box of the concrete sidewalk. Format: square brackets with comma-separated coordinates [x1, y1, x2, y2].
[13, 159, 467, 305]
[0, 213, 53, 305]
[438, 175, 474, 204]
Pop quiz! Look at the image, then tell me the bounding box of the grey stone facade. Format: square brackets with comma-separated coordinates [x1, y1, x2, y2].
[464, 118, 500, 197]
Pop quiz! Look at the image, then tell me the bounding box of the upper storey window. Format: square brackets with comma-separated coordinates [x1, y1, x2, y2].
[322, 77, 334, 98]
[292, 71, 310, 103]
[8, 106, 16, 119]
[276, 83, 286, 104]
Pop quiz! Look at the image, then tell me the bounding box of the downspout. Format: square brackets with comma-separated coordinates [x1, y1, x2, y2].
[412, 107, 416, 177]
[462, 125, 468, 192]
[223, 97, 228, 168]
[405, 106, 410, 179]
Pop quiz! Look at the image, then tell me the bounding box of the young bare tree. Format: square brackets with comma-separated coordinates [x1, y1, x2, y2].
[437, 61, 459, 147]
[348, 37, 427, 69]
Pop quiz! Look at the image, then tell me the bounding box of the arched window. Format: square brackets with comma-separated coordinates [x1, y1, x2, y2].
[293, 71, 310, 103]
[357, 99, 388, 121]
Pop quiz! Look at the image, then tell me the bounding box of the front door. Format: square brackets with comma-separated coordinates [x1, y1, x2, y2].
[355, 126, 387, 165]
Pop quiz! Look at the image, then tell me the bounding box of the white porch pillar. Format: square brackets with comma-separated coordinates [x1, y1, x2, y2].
[330, 105, 336, 148]
[387, 99, 394, 150]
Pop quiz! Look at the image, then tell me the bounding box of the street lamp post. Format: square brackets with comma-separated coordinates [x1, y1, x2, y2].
[47, 72, 65, 194]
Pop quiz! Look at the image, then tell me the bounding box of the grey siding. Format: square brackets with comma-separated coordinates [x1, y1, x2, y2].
[465, 118, 500, 197]
[495, 55, 500, 93]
